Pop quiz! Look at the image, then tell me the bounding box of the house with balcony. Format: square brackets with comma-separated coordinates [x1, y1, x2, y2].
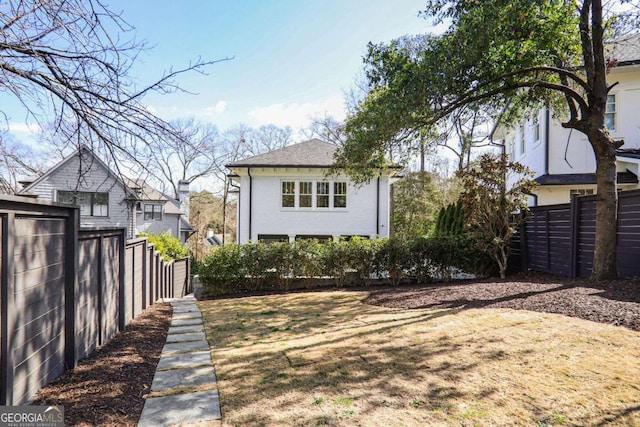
[226, 139, 399, 243]
[495, 34, 640, 205]
[18, 146, 195, 242]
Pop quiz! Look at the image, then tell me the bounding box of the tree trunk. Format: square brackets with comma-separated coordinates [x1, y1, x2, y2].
[590, 135, 618, 280]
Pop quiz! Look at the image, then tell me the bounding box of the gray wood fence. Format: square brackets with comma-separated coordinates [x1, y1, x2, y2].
[515, 189, 640, 277]
[1, 195, 190, 405]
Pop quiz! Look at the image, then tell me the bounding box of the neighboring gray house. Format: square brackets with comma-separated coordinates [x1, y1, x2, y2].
[19, 146, 194, 242]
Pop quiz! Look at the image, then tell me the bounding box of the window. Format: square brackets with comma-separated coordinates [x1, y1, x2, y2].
[299, 181, 312, 208]
[281, 180, 347, 209]
[282, 181, 295, 207]
[519, 125, 525, 155]
[317, 182, 329, 208]
[605, 94, 616, 132]
[570, 188, 595, 198]
[533, 116, 540, 144]
[144, 204, 162, 220]
[334, 182, 347, 208]
[508, 138, 515, 161]
[57, 191, 108, 217]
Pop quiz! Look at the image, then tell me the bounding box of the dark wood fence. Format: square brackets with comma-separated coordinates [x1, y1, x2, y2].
[1, 195, 190, 405]
[516, 189, 640, 277]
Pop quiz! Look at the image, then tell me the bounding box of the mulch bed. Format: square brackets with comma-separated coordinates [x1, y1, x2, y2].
[32, 303, 172, 427]
[365, 272, 640, 331]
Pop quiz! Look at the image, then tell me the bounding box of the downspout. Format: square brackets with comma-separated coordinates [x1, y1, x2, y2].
[229, 177, 240, 243]
[376, 175, 380, 236]
[247, 167, 252, 242]
[545, 105, 550, 176]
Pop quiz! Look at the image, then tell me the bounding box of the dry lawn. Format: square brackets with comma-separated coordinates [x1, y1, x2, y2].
[199, 291, 640, 427]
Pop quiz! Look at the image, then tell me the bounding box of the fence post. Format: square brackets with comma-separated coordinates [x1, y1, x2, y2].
[1, 213, 15, 405]
[97, 233, 105, 345]
[569, 196, 580, 278]
[142, 239, 148, 309]
[118, 235, 126, 331]
[64, 207, 79, 371]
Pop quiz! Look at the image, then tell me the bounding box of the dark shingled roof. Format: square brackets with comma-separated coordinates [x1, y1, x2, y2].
[226, 139, 338, 168]
[617, 148, 640, 160]
[536, 172, 638, 185]
[607, 33, 640, 65]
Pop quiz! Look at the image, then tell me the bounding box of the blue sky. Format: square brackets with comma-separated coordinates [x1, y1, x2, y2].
[125, 0, 438, 133]
[4, 1, 440, 144]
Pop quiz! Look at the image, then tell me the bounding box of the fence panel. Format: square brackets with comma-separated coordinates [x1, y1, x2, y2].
[1, 195, 190, 404]
[76, 235, 100, 360]
[12, 216, 67, 405]
[521, 189, 640, 278]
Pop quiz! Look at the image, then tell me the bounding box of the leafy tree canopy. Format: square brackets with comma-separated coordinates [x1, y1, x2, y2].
[338, 0, 640, 278]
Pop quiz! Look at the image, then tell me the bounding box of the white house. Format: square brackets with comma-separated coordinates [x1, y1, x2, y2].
[226, 139, 399, 243]
[496, 34, 640, 205]
[18, 146, 195, 241]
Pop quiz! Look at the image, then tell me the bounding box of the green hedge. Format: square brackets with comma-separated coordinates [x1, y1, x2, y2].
[199, 237, 493, 297]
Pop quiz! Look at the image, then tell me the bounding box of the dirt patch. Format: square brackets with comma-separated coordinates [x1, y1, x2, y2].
[32, 303, 172, 427]
[365, 273, 640, 331]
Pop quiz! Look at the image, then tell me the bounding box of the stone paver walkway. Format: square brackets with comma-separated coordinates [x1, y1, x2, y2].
[138, 295, 221, 426]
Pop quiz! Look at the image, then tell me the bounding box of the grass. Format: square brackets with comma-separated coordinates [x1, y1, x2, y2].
[198, 291, 640, 426]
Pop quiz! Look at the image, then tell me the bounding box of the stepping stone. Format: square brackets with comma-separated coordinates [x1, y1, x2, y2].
[162, 340, 210, 354]
[166, 331, 206, 343]
[168, 324, 204, 334]
[138, 390, 221, 426]
[173, 306, 200, 314]
[171, 318, 203, 327]
[171, 311, 202, 321]
[157, 350, 211, 370]
[151, 365, 216, 391]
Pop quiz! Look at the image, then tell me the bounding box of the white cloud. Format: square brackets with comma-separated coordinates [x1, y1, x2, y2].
[214, 100, 227, 113]
[248, 94, 346, 130]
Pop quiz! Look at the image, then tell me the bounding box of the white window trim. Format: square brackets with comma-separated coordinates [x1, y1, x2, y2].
[280, 179, 348, 211]
[605, 92, 617, 134]
[532, 115, 541, 147]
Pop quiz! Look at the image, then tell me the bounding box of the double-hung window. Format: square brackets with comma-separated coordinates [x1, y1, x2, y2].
[282, 181, 295, 207]
[334, 182, 347, 208]
[605, 94, 616, 132]
[58, 191, 109, 217]
[144, 204, 163, 220]
[533, 116, 540, 144]
[299, 181, 313, 208]
[316, 182, 330, 208]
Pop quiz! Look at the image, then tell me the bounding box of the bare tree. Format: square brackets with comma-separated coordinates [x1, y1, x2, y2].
[144, 118, 220, 198]
[0, 0, 230, 172]
[0, 132, 47, 194]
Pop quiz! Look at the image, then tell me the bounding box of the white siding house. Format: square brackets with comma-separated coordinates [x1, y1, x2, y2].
[19, 146, 195, 241]
[497, 34, 640, 205]
[226, 139, 398, 243]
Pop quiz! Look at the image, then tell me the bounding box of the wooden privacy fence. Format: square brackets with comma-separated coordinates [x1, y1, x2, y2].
[515, 189, 640, 277]
[0, 195, 190, 405]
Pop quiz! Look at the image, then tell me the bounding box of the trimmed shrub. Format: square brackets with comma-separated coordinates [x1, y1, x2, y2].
[143, 231, 189, 260]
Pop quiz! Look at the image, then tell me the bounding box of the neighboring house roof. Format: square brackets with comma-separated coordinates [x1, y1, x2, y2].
[535, 172, 638, 185]
[180, 216, 196, 232]
[19, 145, 136, 198]
[607, 33, 640, 65]
[126, 178, 183, 215]
[617, 148, 640, 160]
[226, 139, 338, 168]
[204, 234, 222, 246]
